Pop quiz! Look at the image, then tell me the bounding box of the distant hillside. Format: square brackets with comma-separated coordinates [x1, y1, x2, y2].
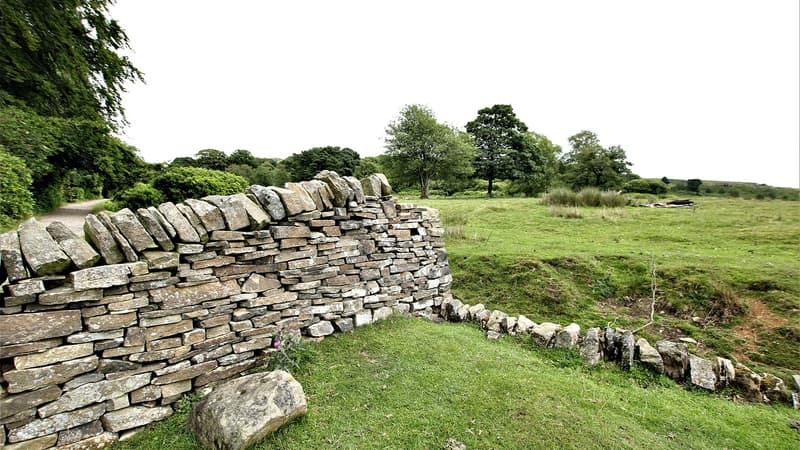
[650, 178, 799, 200]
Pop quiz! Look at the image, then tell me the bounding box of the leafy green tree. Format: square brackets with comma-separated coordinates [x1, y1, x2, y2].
[228, 149, 258, 168]
[354, 156, 385, 179]
[661, 176, 670, 185]
[225, 164, 256, 184]
[170, 156, 199, 168]
[687, 179, 703, 194]
[560, 130, 634, 190]
[0, 144, 33, 228]
[623, 179, 668, 195]
[282, 146, 360, 181]
[113, 182, 165, 211]
[152, 167, 249, 203]
[0, 0, 143, 127]
[384, 104, 475, 199]
[194, 149, 229, 171]
[466, 105, 529, 196]
[507, 132, 562, 196]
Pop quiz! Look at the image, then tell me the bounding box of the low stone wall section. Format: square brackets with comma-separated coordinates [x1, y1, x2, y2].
[439, 298, 800, 407]
[0, 172, 454, 449]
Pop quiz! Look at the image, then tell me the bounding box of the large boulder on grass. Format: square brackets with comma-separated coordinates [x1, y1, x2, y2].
[188, 370, 307, 450]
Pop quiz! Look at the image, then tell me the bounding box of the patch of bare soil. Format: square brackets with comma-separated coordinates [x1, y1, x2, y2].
[732, 299, 790, 362]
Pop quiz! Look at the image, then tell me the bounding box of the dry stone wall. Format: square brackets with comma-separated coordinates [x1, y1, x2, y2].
[0, 172, 453, 449]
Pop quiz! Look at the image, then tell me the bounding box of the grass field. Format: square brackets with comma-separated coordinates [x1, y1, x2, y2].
[412, 196, 800, 380]
[116, 195, 800, 450]
[114, 318, 799, 450]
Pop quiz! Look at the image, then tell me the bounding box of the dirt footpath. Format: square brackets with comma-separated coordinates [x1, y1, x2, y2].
[38, 199, 108, 235]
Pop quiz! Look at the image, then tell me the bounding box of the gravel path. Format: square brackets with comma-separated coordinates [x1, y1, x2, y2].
[38, 199, 108, 235]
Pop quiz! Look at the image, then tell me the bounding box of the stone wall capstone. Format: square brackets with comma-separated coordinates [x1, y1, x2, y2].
[0, 172, 453, 449]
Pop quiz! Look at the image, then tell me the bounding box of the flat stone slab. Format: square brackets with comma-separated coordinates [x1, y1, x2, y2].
[188, 370, 307, 450]
[184, 198, 226, 231]
[0, 310, 82, 346]
[69, 263, 132, 290]
[636, 338, 664, 374]
[97, 211, 138, 262]
[101, 405, 173, 432]
[267, 186, 309, 217]
[158, 202, 200, 243]
[314, 171, 352, 207]
[45, 221, 100, 269]
[202, 195, 251, 231]
[4, 355, 99, 394]
[83, 214, 125, 265]
[110, 208, 157, 252]
[18, 218, 71, 275]
[136, 207, 174, 251]
[247, 185, 286, 221]
[7, 403, 106, 443]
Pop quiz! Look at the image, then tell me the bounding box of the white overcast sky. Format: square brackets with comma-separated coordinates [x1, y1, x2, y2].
[112, 0, 799, 188]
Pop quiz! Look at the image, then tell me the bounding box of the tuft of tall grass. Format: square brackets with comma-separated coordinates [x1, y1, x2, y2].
[442, 211, 469, 240]
[600, 191, 627, 207]
[577, 188, 602, 207]
[543, 188, 627, 208]
[541, 188, 577, 206]
[548, 206, 582, 219]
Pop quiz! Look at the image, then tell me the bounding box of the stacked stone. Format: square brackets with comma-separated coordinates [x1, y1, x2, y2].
[436, 300, 797, 405]
[0, 172, 453, 449]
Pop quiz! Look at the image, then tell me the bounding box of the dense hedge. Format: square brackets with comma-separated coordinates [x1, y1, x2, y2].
[113, 182, 166, 211]
[623, 178, 668, 195]
[152, 166, 249, 203]
[0, 144, 34, 229]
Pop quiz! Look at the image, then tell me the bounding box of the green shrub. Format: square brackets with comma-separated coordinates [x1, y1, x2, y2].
[114, 182, 166, 210]
[541, 188, 577, 206]
[576, 187, 602, 207]
[152, 167, 249, 203]
[0, 145, 34, 228]
[623, 178, 668, 195]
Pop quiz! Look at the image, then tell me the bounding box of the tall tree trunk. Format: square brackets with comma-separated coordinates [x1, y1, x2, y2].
[420, 175, 430, 199]
[487, 177, 494, 197]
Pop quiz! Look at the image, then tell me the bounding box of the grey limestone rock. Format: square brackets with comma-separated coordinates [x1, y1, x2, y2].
[299, 180, 333, 210]
[184, 198, 226, 232]
[101, 405, 173, 432]
[235, 193, 271, 229]
[83, 214, 125, 265]
[342, 176, 366, 204]
[360, 174, 382, 197]
[134, 208, 174, 251]
[635, 338, 664, 374]
[110, 208, 157, 252]
[7, 403, 105, 443]
[619, 330, 635, 371]
[45, 221, 100, 269]
[554, 323, 581, 349]
[734, 363, 763, 402]
[581, 327, 602, 366]
[0, 310, 82, 346]
[603, 327, 618, 361]
[0, 385, 61, 420]
[188, 371, 307, 450]
[283, 183, 318, 214]
[18, 218, 71, 275]
[176, 203, 209, 241]
[688, 354, 717, 391]
[314, 171, 352, 207]
[0, 230, 30, 281]
[532, 322, 561, 348]
[97, 211, 138, 262]
[70, 263, 131, 290]
[157, 202, 201, 242]
[516, 315, 536, 334]
[307, 321, 334, 337]
[374, 173, 392, 195]
[147, 206, 177, 238]
[201, 195, 251, 231]
[247, 185, 286, 221]
[656, 340, 689, 381]
[38, 373, 151, 418]
[715, 357, 736, 388]
[484, 310, 507, 332]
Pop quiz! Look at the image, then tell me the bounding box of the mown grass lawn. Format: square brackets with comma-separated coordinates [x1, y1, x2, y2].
[409, 196, 799, 379]
[115, 318, 798, 449]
